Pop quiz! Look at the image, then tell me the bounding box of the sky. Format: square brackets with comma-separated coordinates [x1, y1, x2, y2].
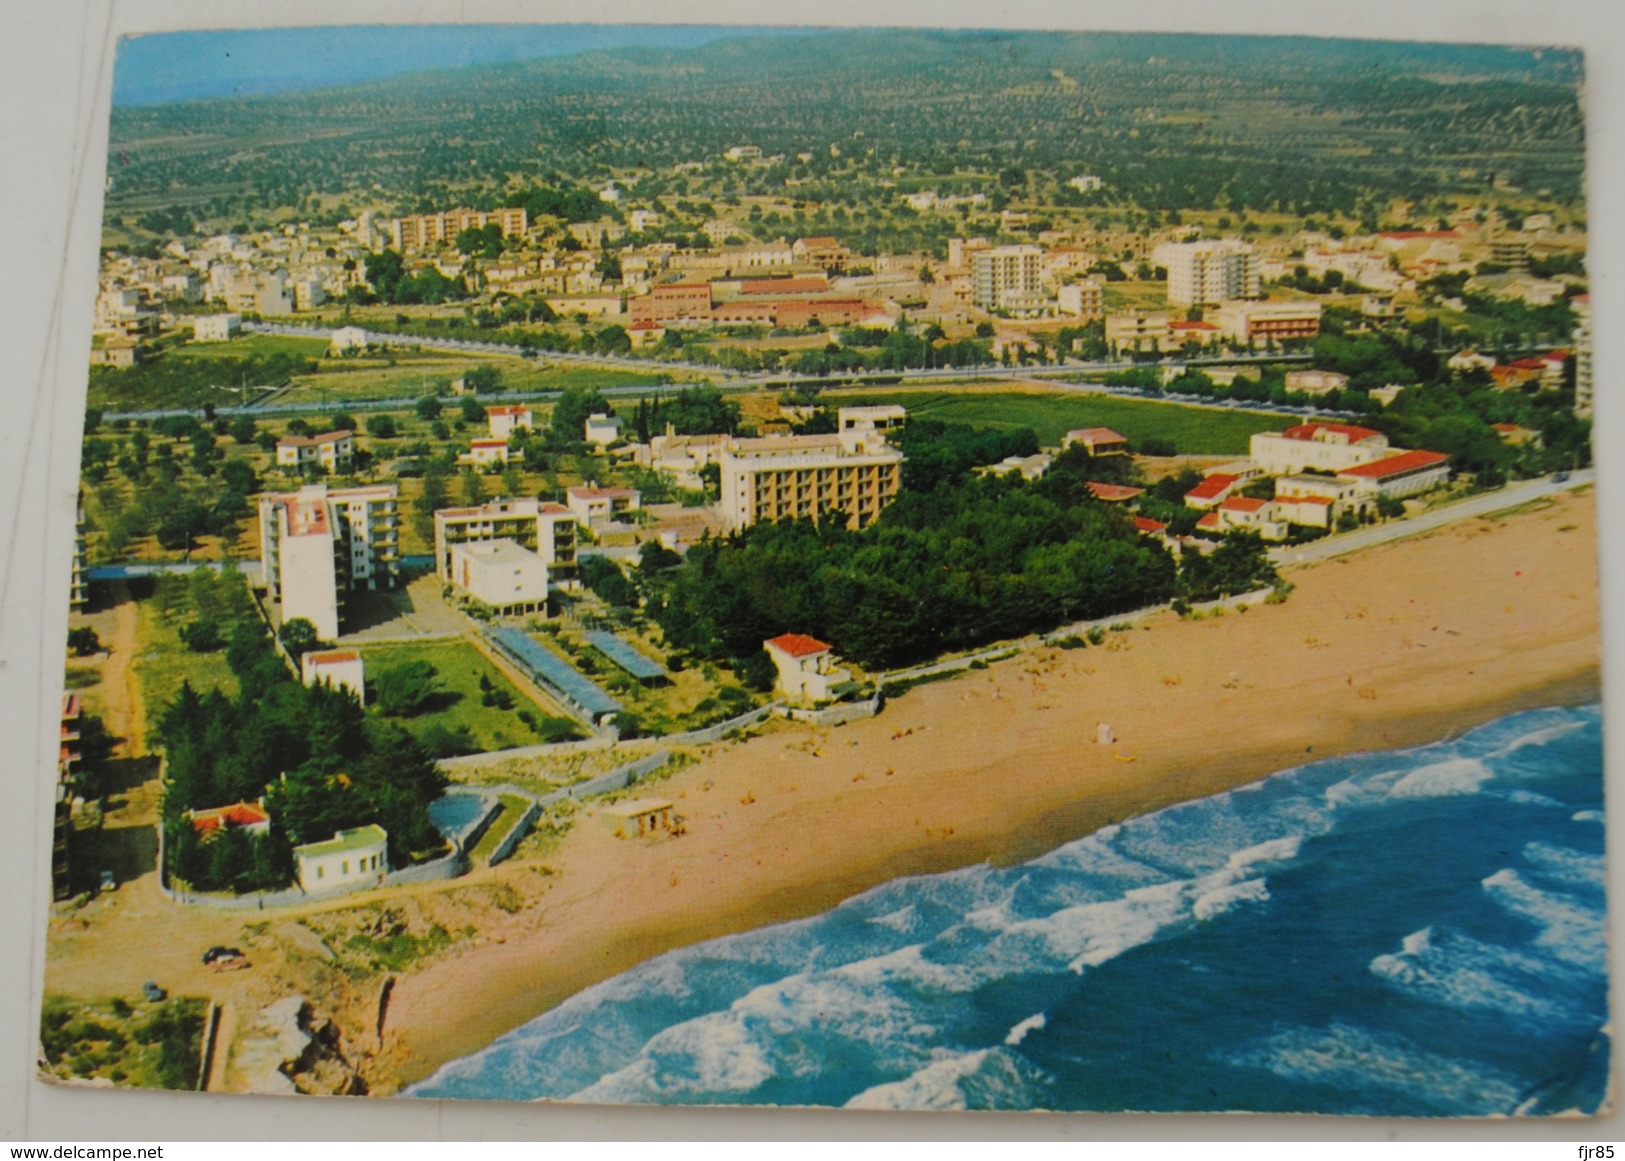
[112, 24, 819, 106]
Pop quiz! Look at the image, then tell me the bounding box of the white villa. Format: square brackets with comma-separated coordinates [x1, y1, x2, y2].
[294, 824, 388, 894]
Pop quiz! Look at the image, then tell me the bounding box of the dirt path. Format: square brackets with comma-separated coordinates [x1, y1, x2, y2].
[98, 582, 144, 756]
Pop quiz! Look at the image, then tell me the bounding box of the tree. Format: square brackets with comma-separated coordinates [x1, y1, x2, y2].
[460, 396, 488, 424]
[278, 618, 320, 660]
[460, 467, 487, 507]
[414, 460, 450, 545]
[549, 387, 612, 445]
[415, 395, 443, 422]
[368, 414, 399, 439]
[67, 626, 102, 656]
[373, 661, 441, 717]
[463, 365, 503, 394]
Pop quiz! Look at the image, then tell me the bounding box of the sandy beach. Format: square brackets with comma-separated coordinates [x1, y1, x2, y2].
[371, 489, 1601, 1092]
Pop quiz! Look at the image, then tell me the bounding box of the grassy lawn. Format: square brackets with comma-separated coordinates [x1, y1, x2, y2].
[132, 597, 237, 733]
[468, 793, 531, 865]
[170, 333, 329, 361]
[831, 388, 1286, 455]
[1101, 281, 1170, 311]
[275, 355, 678, 405]
[356, 638, 571, 752]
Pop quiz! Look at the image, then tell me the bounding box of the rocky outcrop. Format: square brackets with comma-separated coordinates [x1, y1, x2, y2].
[230, 996, 366, 1096]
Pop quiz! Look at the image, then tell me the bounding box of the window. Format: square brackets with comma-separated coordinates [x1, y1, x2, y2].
[316, 864, 323, 879]
[342, 860, 349, 875]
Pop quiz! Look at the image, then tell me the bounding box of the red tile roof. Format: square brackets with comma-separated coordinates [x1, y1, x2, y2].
[740, 277, 829, 296]
[1195, 512, 1222, 531]
[1220, 496, 1268, 513]
[487, 405, 531, 416]
[305, 650, 361, 665]
[1281, 423, 1384, 444]
[191, 801, 270, 834]
[1338, 450, 1450, 479]
[1069, 427, 1127, 445]
[1132, 516, 1167, 533]
[765, 633, 832, 658]
[1185, 474, 1239, 501]
[1087, 482, 1145, 502]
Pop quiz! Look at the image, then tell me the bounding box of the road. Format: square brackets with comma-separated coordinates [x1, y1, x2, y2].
[1269, 471, 1594, 568]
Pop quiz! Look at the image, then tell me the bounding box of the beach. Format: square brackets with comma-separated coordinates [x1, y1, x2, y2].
[373, 489, 1601, 1092]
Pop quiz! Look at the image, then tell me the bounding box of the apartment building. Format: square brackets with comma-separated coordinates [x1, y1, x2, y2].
[192, 313, 242, 342]
[275, 429, 354, 474]
[719, 429, 904, 533]
[1574, 295, 1592, 418]
[432, 497, 579, 590]
[1211, 299, 1322, 344]
[970, 245, 1042, 311]
[258, 483, 400, 641]
[1152, 239, 1259, 306]
[629, 282, 714, 326]
[393, 206, 528, 252]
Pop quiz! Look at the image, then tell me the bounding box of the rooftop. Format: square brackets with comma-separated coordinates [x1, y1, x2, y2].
[1185, 474, 1239, 501]
[278, 429, 352, 448]
[305, 650, 361, 665]
[1087, 482, 1145, 502]
[765, 632, 832, 658]
[1338, 450, 1450, 479]
[294, 824, 387, 858]
[191, 801, 271, 835]
[1280, 423, 1385, 445]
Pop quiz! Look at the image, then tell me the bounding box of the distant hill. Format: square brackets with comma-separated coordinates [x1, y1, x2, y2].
[102, 27, 1585, 225]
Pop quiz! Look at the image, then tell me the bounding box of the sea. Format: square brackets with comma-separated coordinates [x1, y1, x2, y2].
[408, 704, 1611, 1115]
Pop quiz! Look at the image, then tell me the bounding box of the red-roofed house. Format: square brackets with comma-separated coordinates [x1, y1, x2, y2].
[1184, 473, 1240, 509]
[763, 633, 852, 704]
[302, 649, 366, 703]
[1195, 511, 1222, 533]
[1336, 450, 1451, 498]
[1274, 473, 1369, 528]
[487, 405, 534, 441]
[190, 800, 272, 838]
[1214, 495, 1288, 540]
[1064, 427, 1130, 457]
[462, 438, 511, 467]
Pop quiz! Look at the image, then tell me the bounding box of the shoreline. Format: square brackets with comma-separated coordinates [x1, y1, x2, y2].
[374, 490, 1600, 1093]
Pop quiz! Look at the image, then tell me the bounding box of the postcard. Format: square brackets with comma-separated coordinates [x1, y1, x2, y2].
[37, 21, 1608, 1116]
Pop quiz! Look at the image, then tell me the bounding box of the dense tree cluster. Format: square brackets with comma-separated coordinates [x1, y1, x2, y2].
[157, 584, 447, 893]
[641, 438, 1274, 675]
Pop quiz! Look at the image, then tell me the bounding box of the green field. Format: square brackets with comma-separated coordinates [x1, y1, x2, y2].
[831, 388, 1285, 455]
[133, 600, 238, 734]
[355, 638, 572, 752]
[173, 333, 329, 361]
[276, 355, 678, 405]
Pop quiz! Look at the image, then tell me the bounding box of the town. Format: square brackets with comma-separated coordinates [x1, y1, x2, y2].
[42, 27, 1595, 1097]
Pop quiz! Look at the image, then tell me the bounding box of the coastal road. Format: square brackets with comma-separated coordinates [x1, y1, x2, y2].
[1270, 471, 1595, 568]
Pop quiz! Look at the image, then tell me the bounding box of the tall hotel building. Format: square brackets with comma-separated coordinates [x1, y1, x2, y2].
[1153, 239, 1260, 306]
[258, 483, 400, 640]
[432, 497, 580, 591]
[719, 430, 904, 533]
[970, 245, 1043, 311]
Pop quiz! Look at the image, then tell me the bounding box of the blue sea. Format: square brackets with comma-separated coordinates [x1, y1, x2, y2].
[409, 705, 1611, 1115]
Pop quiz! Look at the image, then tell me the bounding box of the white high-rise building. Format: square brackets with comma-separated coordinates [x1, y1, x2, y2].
[971, 245, 1042, 311]
[1153, 239, 1260, 306]
[258, 483, 399, 641]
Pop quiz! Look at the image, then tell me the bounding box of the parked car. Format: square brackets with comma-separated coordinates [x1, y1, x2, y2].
[98, 870, 116, 893]
[201, 945, 244, 965]
[141, 981, 166, 1002]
